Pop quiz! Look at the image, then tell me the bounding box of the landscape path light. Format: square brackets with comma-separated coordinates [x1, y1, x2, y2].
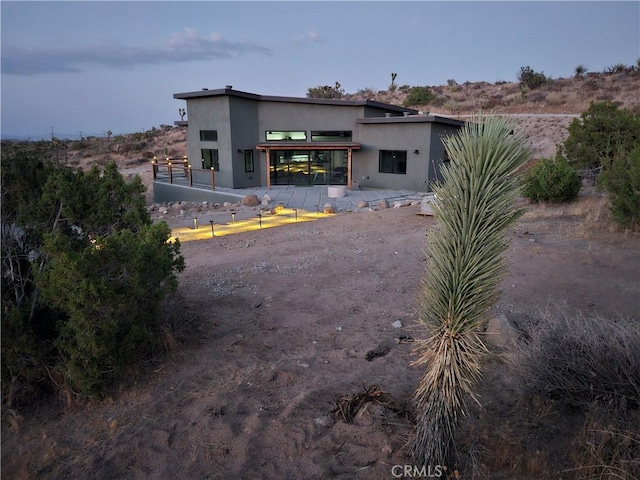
[193, 216, 198, 230]
[209, 220, 215, 237]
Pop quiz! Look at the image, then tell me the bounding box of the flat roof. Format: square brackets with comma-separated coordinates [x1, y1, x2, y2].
[173, 87, 416, 115]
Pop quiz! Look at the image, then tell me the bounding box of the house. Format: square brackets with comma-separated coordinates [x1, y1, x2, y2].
[160, 86, 464, 200]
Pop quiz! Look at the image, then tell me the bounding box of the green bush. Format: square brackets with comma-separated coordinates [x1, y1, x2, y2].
[402, 86, 436, 106]
[306, 81, 345, 99]
[600, 146, 640, 228]
[562, 101, 640, 170]
[517, 66, 550, 90]
[1, 158, 185, 403]
[522, 155, 581, 203]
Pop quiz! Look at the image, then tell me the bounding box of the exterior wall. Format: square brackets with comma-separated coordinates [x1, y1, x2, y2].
[229, 96, 260, 188]
[185, 96, 235, 187]
[153, 181, 243, 204]
[355, 122, 434, 191]
[256, 101, 365, 184]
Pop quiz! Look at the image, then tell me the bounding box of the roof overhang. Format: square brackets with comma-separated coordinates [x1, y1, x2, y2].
[358, 115, 466, 127]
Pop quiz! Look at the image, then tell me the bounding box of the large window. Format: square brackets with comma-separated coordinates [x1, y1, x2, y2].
[199, 130, 218, 141]
[244, 150, 254, 172]
[379, 150, 407, 174]
[265, 131, 306, 141]
[201, 149, 219, 171]
[311, 130, 352, 142]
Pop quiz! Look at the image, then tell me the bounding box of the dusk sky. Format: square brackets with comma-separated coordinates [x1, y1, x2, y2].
[1, 1, 639, 139]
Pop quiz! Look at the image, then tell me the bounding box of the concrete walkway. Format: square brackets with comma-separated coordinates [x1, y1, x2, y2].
[210, 185, 427, 211]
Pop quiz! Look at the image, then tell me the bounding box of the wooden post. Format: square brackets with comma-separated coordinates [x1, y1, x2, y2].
[211, 167, 216, 190]
[265, 148, 271, 190]
[347, 148, 353, 190]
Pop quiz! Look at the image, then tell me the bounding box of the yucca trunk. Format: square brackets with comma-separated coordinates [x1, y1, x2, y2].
[411, 114, 532, 468]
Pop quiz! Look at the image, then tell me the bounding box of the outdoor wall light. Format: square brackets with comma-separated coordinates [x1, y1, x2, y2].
[237, 149, 244, 154]
[414, 149, 420, 154]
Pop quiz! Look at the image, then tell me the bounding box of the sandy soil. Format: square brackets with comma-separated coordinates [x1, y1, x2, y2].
[2, 186, 639, 479]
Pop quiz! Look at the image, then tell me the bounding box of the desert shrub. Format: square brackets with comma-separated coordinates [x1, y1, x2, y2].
[517, 66, 550, 90]
[402, 86, 436, 106]
[599, 146, 640, 228]
[521, 156, 581, 203]
[507, 307, 640, 410]
[545, 92, 565, 106]
[563, 101, 640, 170]
[574, 64, 588, 79]
[571, 401, 640, 480]
[306, 81, 345, 99]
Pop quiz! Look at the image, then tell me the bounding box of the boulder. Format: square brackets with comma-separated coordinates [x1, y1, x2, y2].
[323, 203, 336, 214]
[356, 200, 369, 208]
[484, 313, 519, 349]
[242, 194, 260, 207]
[377, 199, 389, 209]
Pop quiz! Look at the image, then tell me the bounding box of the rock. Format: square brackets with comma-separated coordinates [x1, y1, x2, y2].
[172, 203, 182, 210]
[323, 204, 336, 214]
[336, 326, 343, 332]
[261, 193, 272, 203]
[297, 362, 310, 368]
[314, 415, 335, 428]
[392, 320, 403, 329]
[179, 209, 185, 215]
[202, 201, 209, 207]
[356, 200, 369, 208]
[261, 199, 271, 207]
[485, 313, 519, 349]
[377, 199, 389, 209]
[159, 207, 168, 214]
[393, 200, 411, 208]
[420, 195, 436, 215]
[381, 445, 393, 456]
[223, 201, 232, 208]
[242, 194, 260, 207]
[270, 203, 285, 214]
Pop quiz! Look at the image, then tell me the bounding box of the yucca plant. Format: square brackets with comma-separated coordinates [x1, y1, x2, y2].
[411, 114, 532, 468]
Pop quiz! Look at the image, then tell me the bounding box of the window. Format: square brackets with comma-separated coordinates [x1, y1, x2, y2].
[201, 149, 219, 171]
[265, 131, 306, 141]
[311, 130, 352, 142]
[379, 150, 407, 174]
[244, 150, 254, 172]
[199, 130, 218, 141]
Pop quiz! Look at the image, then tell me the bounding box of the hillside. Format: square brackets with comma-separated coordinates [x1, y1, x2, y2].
[4, 69, 638, 177]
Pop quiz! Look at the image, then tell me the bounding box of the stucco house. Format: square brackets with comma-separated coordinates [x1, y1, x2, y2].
[159, 86, 464, 199]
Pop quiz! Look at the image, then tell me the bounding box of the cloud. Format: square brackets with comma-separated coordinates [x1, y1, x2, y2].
[291, 30, 322, 46]
[1, 28, 272, 75]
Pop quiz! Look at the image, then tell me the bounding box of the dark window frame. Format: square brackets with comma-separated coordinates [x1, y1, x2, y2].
[201, 148, 219, 171]
[199, 130, 218, 142]
[310, 130, 353, 142]
[265, 130, 307, 141]
[379, 150, 407, 174]
[244, 150, 254, 172]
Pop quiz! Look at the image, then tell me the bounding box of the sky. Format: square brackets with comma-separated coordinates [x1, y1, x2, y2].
[1, 1, 639, 139]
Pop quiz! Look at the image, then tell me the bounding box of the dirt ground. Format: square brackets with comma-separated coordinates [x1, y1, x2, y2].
[2, 188, 639, 479]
